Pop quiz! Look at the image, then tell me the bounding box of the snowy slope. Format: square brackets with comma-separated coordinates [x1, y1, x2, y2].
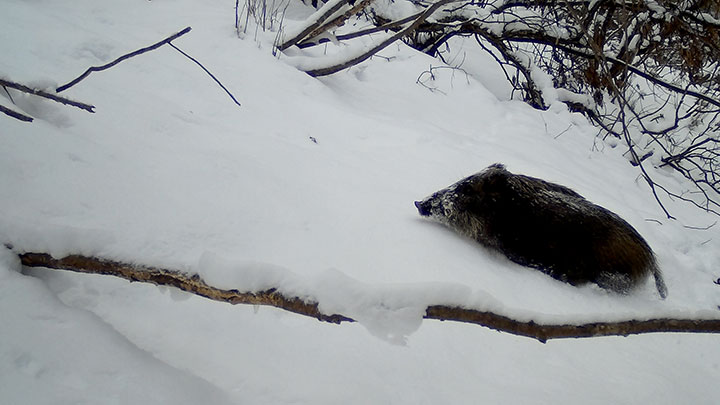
[2, 0, 719, 403]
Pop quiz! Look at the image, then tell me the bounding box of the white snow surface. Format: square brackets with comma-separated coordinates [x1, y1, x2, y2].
[1, 0, 719, 403]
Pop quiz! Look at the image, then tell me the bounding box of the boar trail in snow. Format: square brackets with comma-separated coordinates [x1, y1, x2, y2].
[415, 163, 667, 299]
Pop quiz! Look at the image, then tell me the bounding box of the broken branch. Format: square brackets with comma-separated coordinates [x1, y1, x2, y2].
[305, 0, 461, 77]
[17, 251, 720, 343]
[0, 78, 95, 113]
[19, 252, 349, 324]
[0, 104, 33, 122]
[277, 0, 353, 51]
[296, 10, 424, 49]
[302, 0, 374, 44]
[56, 26, 192, 93]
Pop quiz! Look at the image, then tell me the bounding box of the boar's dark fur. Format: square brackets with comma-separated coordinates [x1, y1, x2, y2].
[415, 163, 667, 298]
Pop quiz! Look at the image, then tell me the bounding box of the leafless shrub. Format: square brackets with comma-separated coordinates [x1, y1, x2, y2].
[278, 0, 720, 218]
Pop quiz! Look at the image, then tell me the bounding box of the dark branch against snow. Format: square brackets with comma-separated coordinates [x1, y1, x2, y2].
[0, 78, 95, 113]
[0, 104, 33, 122]
[56, 27, 192, 93]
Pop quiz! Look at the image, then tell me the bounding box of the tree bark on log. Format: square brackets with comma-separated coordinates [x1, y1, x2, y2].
[18, 252, 349, 324]
[17, 251, 720, 343]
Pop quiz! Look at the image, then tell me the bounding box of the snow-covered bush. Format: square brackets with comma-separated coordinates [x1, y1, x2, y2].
[278, 0, 720, 217]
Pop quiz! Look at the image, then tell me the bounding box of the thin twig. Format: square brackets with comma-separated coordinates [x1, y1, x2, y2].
[2, 84, 16, 104]
[0, 104, 33, 122]
[683, 221, 717, 231]
[0, 78, 95, 113]
[56, 27, 192, 93]
[168, 43, 242, 107]
[16, 251, 720, 343]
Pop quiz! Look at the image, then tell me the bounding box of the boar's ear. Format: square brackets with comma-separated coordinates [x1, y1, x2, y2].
[474, 169, 507, 195]
[487, 163, 506, 171]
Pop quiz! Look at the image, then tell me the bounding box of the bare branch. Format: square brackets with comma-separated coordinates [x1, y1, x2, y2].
[297, 11, 424, 48]
[424, 306, 720, 343]
[0, 104, 33, 122]
[277, 0, 353, 51]
[168, 43, 241, 107]
[303, 0, 374, 43]
[305, 0, 461, 77]
[0, 78, 95, 113]
[17, 251, 720, 343]
[19, 251, 350, 324]
[56, 27, 192, 93]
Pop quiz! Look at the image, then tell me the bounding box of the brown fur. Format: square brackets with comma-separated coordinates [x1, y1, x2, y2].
[415, 163, 667, 298]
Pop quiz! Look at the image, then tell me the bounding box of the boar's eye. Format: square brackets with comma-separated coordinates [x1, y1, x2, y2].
[442, 203, 454, 217]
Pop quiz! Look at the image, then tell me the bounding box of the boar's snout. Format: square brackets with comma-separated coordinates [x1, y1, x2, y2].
[415, 200, 431, 216]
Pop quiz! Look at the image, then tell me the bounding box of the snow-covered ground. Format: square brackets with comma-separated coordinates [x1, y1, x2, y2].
[2, 0, 719, 403]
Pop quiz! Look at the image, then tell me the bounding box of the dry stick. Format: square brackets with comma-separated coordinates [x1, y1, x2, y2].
[0, 78, 95, 113]
[18, 251, 720, 343]
[296, 10, 424, 49]
[304, 0, 461, 77]
[19, 252, 350, 324]
[425, 306, 720, 342]
[168, 43, 242, 107]
[2, 83, 16, 103]
[277, 0, 353, 51]
[56, 27, 192, 93]
[0, 104, 33, 122]
[302, 0, 374, 43]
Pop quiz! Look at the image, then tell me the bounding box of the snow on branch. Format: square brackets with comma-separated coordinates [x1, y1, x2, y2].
[277, 0, 355, 51]
[19, 252, 351, 324]
[17, 251, 720, 343]
[300, 0, 375, 46]
[1, 78, 95, 113]
[304, 0, 461, 77]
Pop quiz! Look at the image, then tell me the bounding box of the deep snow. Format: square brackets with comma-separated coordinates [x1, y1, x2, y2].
[1, 0, 719, 403]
